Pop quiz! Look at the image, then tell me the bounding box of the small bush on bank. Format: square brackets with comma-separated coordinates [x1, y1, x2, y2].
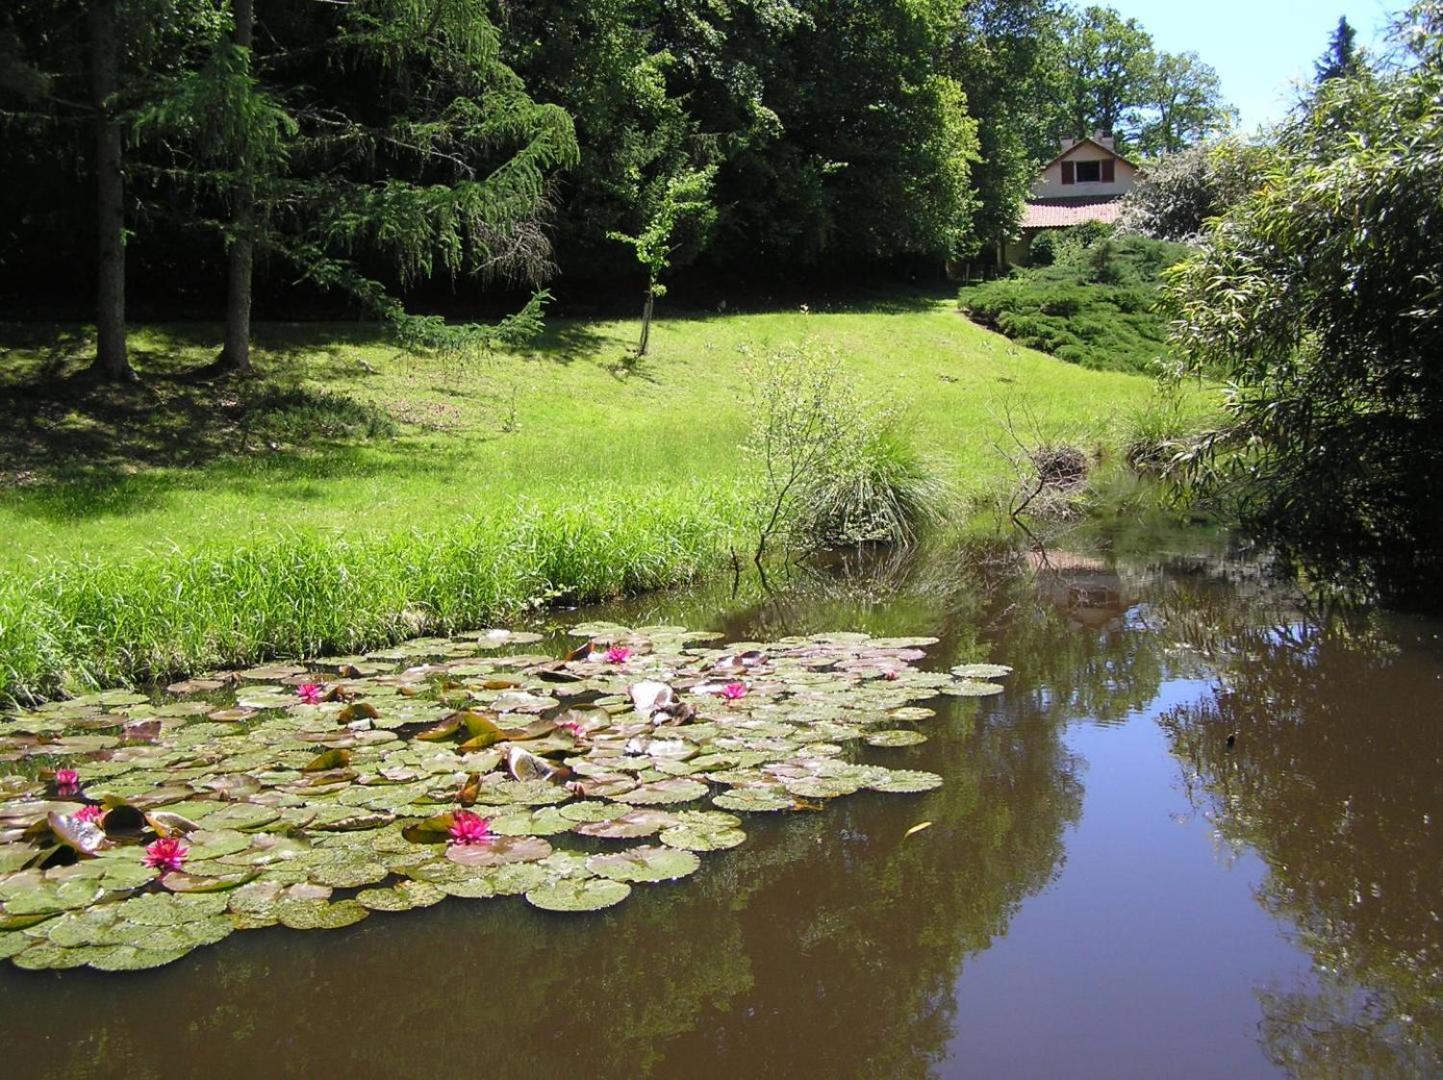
[959, 231, 1191, 374]
[741, 340, 951, 559]
[796, 421, 949, 547]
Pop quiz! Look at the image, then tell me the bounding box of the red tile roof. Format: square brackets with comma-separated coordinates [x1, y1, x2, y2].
[1020, 198, 1124, 230]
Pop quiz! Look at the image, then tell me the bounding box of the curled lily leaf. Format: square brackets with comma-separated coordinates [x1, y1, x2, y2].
[46, 812, 109, 857]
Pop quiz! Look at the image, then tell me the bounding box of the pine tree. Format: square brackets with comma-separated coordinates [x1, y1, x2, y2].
[1315, 16, 1360, 83]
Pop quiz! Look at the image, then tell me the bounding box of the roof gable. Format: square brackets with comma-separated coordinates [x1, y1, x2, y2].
[1040, 137, 1140, 172]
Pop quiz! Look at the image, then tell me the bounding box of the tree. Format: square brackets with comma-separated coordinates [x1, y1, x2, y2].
[1056, 5, 1155, 145]
[141, 0, 578, 365]
[1116, 137, 1269, 240]
[89, 0, 130, 379]
[609, 164, 716, 356]
[1137, 50, 1234, 155]
[936, 0, 1069, 261]
[1163, 10, 1443, 594]
[1315, 15, 1361, 82]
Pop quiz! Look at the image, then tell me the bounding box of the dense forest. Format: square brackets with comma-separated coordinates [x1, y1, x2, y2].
[0, 0, 1234, 367]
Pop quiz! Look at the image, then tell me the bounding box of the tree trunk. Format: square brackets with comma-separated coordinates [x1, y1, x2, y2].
[638, 287, 655, 356]
[89, 0, 133, 381]
[220, 0, 255, 374]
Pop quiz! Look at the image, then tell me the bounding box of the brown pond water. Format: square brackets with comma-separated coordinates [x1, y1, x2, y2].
[1, 525, 1440, 1078]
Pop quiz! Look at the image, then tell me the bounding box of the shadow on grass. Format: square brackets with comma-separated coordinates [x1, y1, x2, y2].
[0, 323, 408, 519]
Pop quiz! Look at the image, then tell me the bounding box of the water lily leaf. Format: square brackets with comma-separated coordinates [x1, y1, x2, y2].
[587, 845, 700, 883]
[276, 898, 370, 930]
[712, 787, 794, 813]
[525, 878, 631, 912]
[557, 801, 621, 824]
[162, 869, 258, 893]
[941, 680, 1006, 697]
[864, 769, 945, 793]
[46, 812, 109, 856]
[444, 835, 552, 867]
[864, 730, 928, 748]
[13, 942, 88, 970]
[658, 822, 746, 852]
[337, 702, 381, 724]
[138, 810, 200, 839]
[301, 748, 353, 772]
[950, 663, 1013, 680]
[402, 812, 456, 844]
[780, 775, 861, 799]
[615, 778, 708, 805]
[356, 880, 445, 912]
[487, 808, 572, 837]
[504, 746, 569, 784]
[575, 809, 678, 839]
[887, 707, 936, 722]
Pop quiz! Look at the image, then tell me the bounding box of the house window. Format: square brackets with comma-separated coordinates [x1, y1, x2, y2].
[1074, 160, 1102, 183]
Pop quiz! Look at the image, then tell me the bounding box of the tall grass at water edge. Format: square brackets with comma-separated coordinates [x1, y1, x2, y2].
[0, 486, 747, 704]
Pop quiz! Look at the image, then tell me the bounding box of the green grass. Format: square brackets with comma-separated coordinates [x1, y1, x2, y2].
[0, 295, 1176, 700]
[959, 234, 1193, 374]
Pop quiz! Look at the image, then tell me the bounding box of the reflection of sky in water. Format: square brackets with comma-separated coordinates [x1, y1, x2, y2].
[945, 679, 1317, 1078]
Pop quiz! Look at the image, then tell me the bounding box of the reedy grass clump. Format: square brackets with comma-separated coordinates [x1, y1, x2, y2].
[0, 485, 746, 705]
[795, 421, 950, 547]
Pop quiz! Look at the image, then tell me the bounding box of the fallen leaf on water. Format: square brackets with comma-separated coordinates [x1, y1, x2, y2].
[904, 821, 933, 838]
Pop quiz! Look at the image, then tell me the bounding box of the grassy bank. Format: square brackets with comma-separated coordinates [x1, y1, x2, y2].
[0, 295, 1175, 701]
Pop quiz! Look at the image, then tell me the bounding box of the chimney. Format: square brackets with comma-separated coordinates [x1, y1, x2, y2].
[1093, 129, 1115, 150]
[1060, 136, 1077, 152]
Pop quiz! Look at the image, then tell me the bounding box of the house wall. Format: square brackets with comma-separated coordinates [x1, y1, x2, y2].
[1031, 144, 1138, 200]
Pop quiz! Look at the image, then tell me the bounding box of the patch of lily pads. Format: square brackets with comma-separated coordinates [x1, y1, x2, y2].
[0, 624, 1008, 971]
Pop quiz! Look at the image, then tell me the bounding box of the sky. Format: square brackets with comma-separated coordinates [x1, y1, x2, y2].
[1101, 0, 1401, 132]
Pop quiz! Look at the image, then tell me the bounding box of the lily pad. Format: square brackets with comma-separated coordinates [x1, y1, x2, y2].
[863, 729, 928, 748]
[586, 845, 701, 883]
[950, 663, 1013, 680]
[864, 769, 945, 794]
[525, 877, 631, 912]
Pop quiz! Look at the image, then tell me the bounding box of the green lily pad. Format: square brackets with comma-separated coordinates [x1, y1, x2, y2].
[950, 663, 1013, 680]
[864, 769, 945, 793]
[864, 729, 928, 748]
[525, 877, 631, 912]
[712, 787, 794, 813]
[276, 898, 369, 930]
[941, 679, 1006, 697]
[587, 845, 701, 883]
[615, 778, 709, 805]
[444, 835, 552, 867]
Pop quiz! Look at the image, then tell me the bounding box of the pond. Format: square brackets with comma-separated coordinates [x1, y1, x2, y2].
[1, 522, 1440, 1078]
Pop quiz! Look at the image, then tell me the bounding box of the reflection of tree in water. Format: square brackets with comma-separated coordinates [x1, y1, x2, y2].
[1157, 607, 1443, 1075]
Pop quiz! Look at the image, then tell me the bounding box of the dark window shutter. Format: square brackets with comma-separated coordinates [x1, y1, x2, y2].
[1061, 161, 1075, 185]
[1102, 159, 1116, 183]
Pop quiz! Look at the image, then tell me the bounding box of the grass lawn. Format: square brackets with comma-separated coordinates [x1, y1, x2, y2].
[0, 294, 1173, 699]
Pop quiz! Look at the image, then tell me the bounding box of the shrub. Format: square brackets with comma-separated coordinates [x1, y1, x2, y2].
[740, 340, 949, 561]
[794, 421, 949, 547]
[959, 233, 1191, 374]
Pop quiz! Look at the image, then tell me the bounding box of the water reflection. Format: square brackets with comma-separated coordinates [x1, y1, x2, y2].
[2, 528, 1440, 1077]
[1158, 606, 1443, 1075]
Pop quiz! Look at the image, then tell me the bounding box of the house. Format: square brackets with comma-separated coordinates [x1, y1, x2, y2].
[1002, 132, 1143, 266]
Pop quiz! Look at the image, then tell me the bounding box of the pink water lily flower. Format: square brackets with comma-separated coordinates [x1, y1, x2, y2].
[297, 683, 325, 705]
[721, 682, 748, 702]
[54, 768, 79, 787]
[75, 805, 105, 824]
[448, 810, 494, 846]
[558, 719, 588, 738]
[604, 645, 631, 664]
[143, 837, 188, 873]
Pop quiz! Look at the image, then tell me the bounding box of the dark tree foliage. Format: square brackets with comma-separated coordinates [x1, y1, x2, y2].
[1164, 5, 1443, 596]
